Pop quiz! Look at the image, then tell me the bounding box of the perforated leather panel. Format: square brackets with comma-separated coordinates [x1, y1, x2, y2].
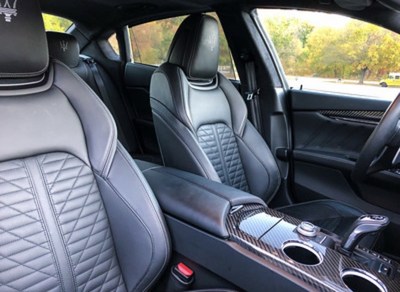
[0, 153, 126, 292]
[197, 123, 249, 192]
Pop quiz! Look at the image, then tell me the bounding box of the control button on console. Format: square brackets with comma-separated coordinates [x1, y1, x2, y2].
[369, 250, 379, 257]
[378, 263, 391, 276]
[379, 256, 391, 264]
[296, 221, 318, 237]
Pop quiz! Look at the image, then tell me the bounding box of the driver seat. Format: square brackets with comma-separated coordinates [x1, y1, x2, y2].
[149, 14, 366, 237]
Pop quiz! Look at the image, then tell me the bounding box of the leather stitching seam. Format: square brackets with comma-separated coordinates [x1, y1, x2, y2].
[23, 159, 64, 291]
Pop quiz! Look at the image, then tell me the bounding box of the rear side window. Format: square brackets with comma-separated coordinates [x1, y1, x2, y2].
[108, 34, 120, 55]
[129, 16, 186, 66]
[43, 14, 72, 32]
[129, 14, 238, 80]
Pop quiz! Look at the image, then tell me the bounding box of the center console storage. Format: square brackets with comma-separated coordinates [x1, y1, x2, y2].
[139, 162, 400, 292]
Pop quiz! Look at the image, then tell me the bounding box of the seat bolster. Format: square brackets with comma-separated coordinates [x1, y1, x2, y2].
[236, 121, 281, 202]
[53, 60, 117, 176]
[151, 99, 221, 182]
[218, 73, 247, 136]
[96, 143, 171, 291]
[150, 63, 194, 131]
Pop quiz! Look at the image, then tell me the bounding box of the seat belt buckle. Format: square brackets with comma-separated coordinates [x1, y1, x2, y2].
[246, 92, 254, 101]
[246, 88, 260, 101]
[171, 262, 194, 287]
[82, 56, 95, 65]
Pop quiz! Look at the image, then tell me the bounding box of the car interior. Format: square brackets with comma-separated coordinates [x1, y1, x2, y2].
[1, 0, 400, 291]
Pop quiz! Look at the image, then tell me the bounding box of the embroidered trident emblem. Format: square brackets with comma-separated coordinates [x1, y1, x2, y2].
[0, 0, 18, 23]
[60, 40, 69, 52]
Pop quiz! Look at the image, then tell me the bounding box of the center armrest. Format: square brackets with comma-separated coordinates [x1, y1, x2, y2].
[138, 161, 266, 238]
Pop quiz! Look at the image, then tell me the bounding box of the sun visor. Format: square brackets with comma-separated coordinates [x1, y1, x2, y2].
[334, 0, 373, 10]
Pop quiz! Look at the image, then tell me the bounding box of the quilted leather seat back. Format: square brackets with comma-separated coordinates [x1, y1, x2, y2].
[0, 153, 126, 291]
[197, 123, 249, 192]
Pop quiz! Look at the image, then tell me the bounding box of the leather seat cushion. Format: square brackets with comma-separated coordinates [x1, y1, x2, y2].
[277, 199, 364, 237]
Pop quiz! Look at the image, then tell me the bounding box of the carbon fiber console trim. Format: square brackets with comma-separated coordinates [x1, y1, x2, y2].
[227, 204, 400, 292]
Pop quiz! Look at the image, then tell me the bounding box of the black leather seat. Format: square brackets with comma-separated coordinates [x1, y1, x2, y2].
[149, 14, 365, 238]
[0, 2, 169, 290]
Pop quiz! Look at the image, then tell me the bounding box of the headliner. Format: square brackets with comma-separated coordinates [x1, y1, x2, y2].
[40, 0, 400, 34]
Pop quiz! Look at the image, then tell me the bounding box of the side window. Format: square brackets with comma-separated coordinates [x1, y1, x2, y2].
[129, 14, 238, 79]
[256, 9, 400, 99]
[108, 34, 120, 56]
[42, 14, 72, 32]
[129, 16, 185, 66]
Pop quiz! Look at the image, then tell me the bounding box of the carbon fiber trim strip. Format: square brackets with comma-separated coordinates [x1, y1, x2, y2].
[227, 204, 400, 292]
[320, 110, 384, 124]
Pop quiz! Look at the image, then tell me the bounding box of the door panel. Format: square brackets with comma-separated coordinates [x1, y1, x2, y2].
[293, 111, 375, 160]
[290, 89, 400, 214]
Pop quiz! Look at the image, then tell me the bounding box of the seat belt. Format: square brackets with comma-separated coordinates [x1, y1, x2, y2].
[244, 60, 262, 133]
[81, 56, 131, 151]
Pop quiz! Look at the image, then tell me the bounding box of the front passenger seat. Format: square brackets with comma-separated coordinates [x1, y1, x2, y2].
[0, 1, 169, 291]
[149, 14, 366, 238]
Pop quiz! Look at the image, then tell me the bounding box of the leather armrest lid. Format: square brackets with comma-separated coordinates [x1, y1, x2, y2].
[142, 165, 266, 238]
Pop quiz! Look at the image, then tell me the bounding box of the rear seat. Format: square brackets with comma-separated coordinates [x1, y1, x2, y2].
[47, 31, 162, 163]
[47, 32, 102, 104]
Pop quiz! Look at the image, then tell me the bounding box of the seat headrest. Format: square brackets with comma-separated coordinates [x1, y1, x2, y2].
[47, 32, 80, 68]
[167, 14, 220, 81]
[0, 0, 48, 79]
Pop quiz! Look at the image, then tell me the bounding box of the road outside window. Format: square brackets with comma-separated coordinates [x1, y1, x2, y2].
[256, 9, 400, 100]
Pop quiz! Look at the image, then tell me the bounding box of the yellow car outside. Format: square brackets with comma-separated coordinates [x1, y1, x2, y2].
[380, 73, 400, 87]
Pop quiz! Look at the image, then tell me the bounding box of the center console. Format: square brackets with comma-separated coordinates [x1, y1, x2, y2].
[138, 161, 400, 292]
[227, 204, 399, 291]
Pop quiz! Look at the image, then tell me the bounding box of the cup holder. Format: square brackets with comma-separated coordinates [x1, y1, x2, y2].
[341, 269, 387, 292]
[282, 241, 323, 266]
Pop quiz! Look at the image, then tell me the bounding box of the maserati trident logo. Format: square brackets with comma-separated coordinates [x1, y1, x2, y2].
[0, 0, 18, 23]
[206, 33, 218, 52]
[60, 40, 69, 52]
